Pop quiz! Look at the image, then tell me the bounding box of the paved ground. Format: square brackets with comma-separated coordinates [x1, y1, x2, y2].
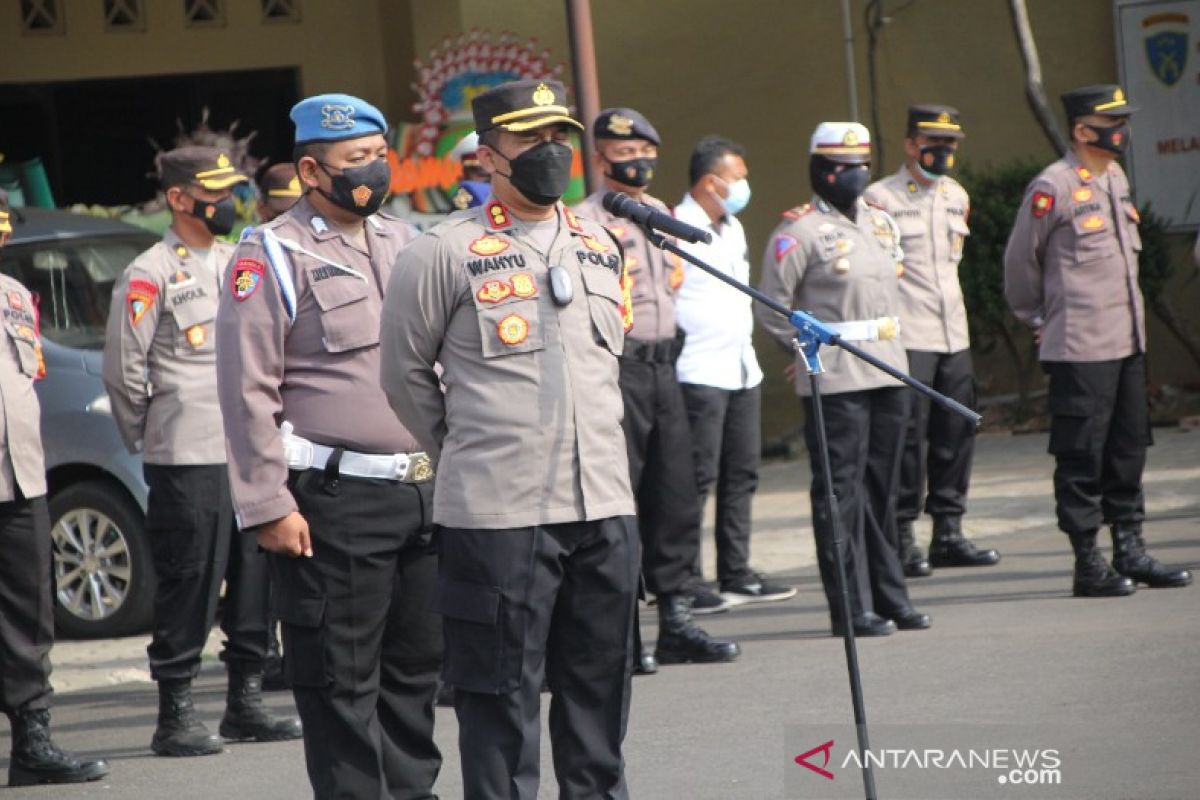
[5, 429, 1198, 798]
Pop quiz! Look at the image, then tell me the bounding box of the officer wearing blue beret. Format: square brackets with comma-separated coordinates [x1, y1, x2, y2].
[215, 93, 441, 798]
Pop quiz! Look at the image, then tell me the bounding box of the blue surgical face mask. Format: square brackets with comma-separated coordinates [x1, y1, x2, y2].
[719, 177, 751, 216]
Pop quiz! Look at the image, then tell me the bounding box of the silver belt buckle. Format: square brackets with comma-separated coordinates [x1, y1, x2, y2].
[407, 453, 434, 483]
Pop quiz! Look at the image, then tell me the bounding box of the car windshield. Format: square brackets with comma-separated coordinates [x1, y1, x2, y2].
[0, 234, 157, 350]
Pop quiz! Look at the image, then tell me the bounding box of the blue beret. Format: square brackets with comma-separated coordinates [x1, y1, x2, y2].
[290, 93, 387, 145]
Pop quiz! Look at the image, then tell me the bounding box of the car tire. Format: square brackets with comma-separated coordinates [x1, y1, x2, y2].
[48, 480, 156, 639]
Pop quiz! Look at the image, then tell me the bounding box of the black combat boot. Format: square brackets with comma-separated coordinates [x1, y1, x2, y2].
[928, 515, 1001, 568]
[897, 520, 932, 577]
[152, 679, 224, 757]
[219, 666, 303, 742]
[7, 707, 109, 786]
[1111, 523, 1193, 588]
[654, 593, 740, 665]
[1070, 531, 1136, 597]
[262, 619, 288, 692]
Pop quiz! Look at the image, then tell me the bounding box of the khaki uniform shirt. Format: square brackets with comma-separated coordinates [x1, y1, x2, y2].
[864, 167, 971, 353]
[0, 275, 47, 501]
[379, 198, 635, 529]
[756, 197, 908, 396]
[574, 191, 684, 342]
[215, 196, 419, 529]
[1004, 153, 1145, 362]
[103, 229, 230, 465]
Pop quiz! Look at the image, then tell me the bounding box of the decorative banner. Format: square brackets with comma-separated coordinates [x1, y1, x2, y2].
[387, 30, 586, 213]
[1114, 0, 1200, 231]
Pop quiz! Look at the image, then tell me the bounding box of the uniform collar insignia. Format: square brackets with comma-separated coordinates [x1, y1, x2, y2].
[816, 198, 832, 214]
[484, 200, 514, 231]
[175, 244, 190, 259]
[310, 215, 330, 235]
[562, 204, 584, 233]
[366, 215, 385, 232]
[1074, 164, 1093, 183]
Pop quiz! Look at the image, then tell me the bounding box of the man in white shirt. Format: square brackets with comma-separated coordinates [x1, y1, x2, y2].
[674, 136, 796, 608]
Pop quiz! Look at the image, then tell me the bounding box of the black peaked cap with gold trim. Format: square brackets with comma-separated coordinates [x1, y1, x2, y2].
[158, 146, 248, 191]
[472, 79, 584, 134]
[1061, 84, 1138, 120]
[907, 104, 965, 139]
[593, 107, 660, 146]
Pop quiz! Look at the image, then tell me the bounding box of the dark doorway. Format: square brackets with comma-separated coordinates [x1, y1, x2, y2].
[0, 67, 300, 207]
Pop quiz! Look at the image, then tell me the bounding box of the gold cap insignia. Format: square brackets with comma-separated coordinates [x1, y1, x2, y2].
[937, 112, 951, 124]
[843, 130, 859, 146]
[217, 153, 231, 168]
[607, 114, 634, 136]
[1114, 88, 1125, 102]
[532, 83, 556, 107]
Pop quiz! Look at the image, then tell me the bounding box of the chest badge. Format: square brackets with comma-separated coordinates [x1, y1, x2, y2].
[186, 325, 206, 348]
[497, 314, 530, 345]
[476, 279, 514, 304]
[469, 235, 510, 256]
[510, 272, 538, 299]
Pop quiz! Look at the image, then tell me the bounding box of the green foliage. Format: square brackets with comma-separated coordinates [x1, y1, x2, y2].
[1135, 204, 1172, 303]
[957, 160, 1042, 352]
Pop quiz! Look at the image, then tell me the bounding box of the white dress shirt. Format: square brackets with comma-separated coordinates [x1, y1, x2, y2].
[672, 192, 764, 390]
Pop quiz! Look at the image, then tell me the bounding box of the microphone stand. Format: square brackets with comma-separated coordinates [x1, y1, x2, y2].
[641, 227, 981, 800]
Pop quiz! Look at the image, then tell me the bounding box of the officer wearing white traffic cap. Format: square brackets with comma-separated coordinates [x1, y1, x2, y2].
[757, 122, 930, 637]
[215, 93, 441, 798]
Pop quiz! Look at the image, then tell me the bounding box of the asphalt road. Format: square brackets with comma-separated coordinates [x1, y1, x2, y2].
[5, 430, 1198, 799]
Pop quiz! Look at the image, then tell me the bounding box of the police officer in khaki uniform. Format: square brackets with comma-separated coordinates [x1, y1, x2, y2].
[216, 94, 442, 799]
[575, 107, 739, 671]
[864, 105, 1000, 576]
[380, 79, 639, 800]
[757, 123, 929, 637]
[0, 190, 110, 787]
[103, 148, 301, 758]
[256, 162, 302, 224]
[1004, 84, 1192, 597]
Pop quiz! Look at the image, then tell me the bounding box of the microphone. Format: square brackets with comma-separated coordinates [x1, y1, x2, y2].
[602, 191, 713, 245]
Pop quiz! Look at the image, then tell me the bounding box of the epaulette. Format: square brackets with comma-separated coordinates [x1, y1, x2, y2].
[781, 204, 812, 221]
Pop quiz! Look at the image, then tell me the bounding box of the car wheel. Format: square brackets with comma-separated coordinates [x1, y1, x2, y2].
[49, 480, 156, 639]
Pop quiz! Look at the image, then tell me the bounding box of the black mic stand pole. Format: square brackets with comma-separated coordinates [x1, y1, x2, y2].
[641, 226, 981, 800]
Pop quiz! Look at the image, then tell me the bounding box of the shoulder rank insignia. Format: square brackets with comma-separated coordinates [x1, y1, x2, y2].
[782, 204, 812, 221]
[469, 235, 510, 257]
[510, 272, 538, 298]
[232, 258, 265, 301]
[485, 200, 514, 231]
[774, 233, 799, 263]
[563, 206, 584, 233]
[127, 278, 158, 325]
[1031, 191, 1055, 219]
[581, 235, 610, 253]
[607, 224, 627, 239]
[476, 279, 514, 304]
[497, 313, 530, 345]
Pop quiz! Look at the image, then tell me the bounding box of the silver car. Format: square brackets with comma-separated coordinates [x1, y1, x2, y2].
[1, 207, 158, 638]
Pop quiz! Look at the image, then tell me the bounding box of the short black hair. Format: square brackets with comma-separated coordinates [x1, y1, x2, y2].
[477, 128, 502, 150]
[291, 141, 331, 166]
[688, 135, 746, 186]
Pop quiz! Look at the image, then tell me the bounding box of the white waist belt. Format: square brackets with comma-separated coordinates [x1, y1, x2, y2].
[826, 316, 901, 342]
[280, 422, 433, 483]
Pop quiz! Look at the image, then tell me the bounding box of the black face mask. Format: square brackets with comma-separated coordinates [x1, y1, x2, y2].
[605, 156, 656, 189]
[811, 159, 870, 214]
[917, 144, 957, 176]
[497, 141, 574, 206]
[1084, 122, 1130, 156]
[190, 195, 237, 236]
[317, 158, 391, 217]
